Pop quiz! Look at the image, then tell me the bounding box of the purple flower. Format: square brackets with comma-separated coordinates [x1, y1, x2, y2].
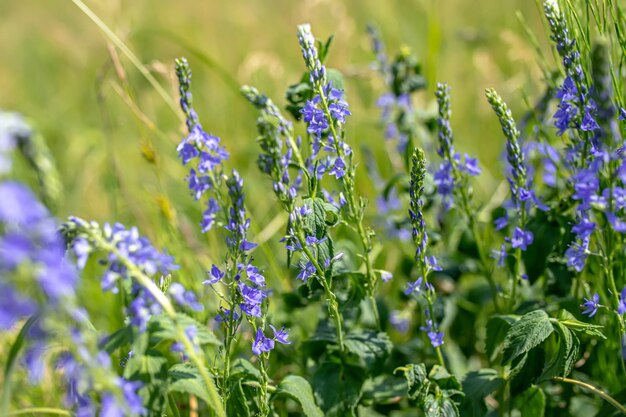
[0, 283, 36, 330]
[215, 308, 240, 323]
[168, 283, 203, 312]
[618, 288, 626, 315]
[491, 243, 507, 268]
[427, 331, 445, 348]
[0, 182, 49, 225]
[581, 293, 600, 317]
[463, 155, 481, 176]
[389, 311, 410, 333]
[243, 264, 265, 286]
[269, 325, 291, 345]
[297, 261, 316, 282]
[380, 271, 393, 282]
[494, 214, 508, 231]
[200, 198, 220, 233]
[572, 215, 595, 239]
[329, 157, 346, 179]
[404, 277, 423, 295]
[509, 227, 534, 250]
[580, 111, 600, 131]
[565, 240, 588, 272]
[606, 212, 626, 233]
[619, 108, 626, 121]
[239, 283, 267, 306]
[301, 97, 328, 137]
[203, 264, 225, 285]
[240, 303, 261, 317]
[252, 328, 275, 355]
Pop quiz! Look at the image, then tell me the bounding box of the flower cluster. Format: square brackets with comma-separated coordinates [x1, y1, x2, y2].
[406, 147, 445, 350]
[0, 181, 77, 329]
[240, 85, 303, 208]
[175, 58, 229, 231]
[433, 83, 481, 209]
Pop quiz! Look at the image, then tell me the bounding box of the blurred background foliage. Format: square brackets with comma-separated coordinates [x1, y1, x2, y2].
[0, 0, 556, 351]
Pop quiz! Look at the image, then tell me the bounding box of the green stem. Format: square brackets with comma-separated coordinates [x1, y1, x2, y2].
[553, 376, 626, 415]
[297, 232, 346, 352]
[459, 186, 500, 312]
[6, 408, 72, 416]
[315, 85, 381, 330]
[88, 231, 226, 417]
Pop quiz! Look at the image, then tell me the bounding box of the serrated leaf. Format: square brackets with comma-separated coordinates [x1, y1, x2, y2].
[539, 323, 580, 382]
[361, 375, 407, 404]
[512, 385, 545, 417]
[149, 313, 220, 346]
[344, 330, 392, 370]
[557, 309, 606, 339]
[312, 362, 365, 416]
[226, 378, 251, 417]
[460, 369, 504, 417]
[503, 310, 553, 364]
[402, 363, 430, 404]
[486, 315, 516, 361]
[423, 394, 460, 417]
[429, 365, 462, 392]
[168, 363, 216, 408]
[274, 375, 324, 417]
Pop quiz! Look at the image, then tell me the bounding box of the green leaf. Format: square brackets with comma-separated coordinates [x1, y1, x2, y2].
[149, 313, 220, 346]
[485, 315, 516, 362]
[326, 69, 344, 91]
[100, 325, 133, 354]
[361, 375, 407, 404]
[460, 369, 504, 417]
[226, 378, 251, 417]
[123, 350, 169, 415]
[123, 350, 168, 381]
[168, 363, 217, 408]
[229, 358, 260, 382]
[344, 330, 392, 370]
[402, 363, 430, 405]
[312, 362, 365, 416]
[539, 322, 580, 381]
[274, 375, 324, 417]
[522, 212, 562, 283]
[502, 310, 553, 364]
[557, 309, 606, 339]
[512, 385, 545, 417]
[423, 394, 461, 417]
[301, 197, 335, 269]
[1, 314, 39, 413]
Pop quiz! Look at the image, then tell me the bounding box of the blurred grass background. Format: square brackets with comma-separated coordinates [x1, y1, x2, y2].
[0, 0, 554, 309]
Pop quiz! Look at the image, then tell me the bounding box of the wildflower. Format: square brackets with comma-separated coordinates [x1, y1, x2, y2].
[565, 240, 588, 272]
[380, 271, 393, 282]
[329, 156, 346, 179]
[494, 214, 508, 231]
[420, 317, 445, 348]
[203, 264, 224, 285]
[404, 277, 423, 295]
[297, 24, 326, 86]
[252, 328, 275, 355]
[269, 325, 292, 345]
[389, 311, 410, 333]
[581, 293, 600, 317]
[297, 261, 316, 282]
[486, 89, 527, 204]
[239, 283, 267, 306]
[619, 108, 626, 121]
[215, 308, 240, 323]
[168, 283, 203, 311]
[408, 148, 428, 258]
[509, 227, 534, 250]
[615, 288, 626, 315]
[491, 244, 507, 268]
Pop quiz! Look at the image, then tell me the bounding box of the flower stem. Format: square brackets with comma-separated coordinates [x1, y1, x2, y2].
[316, 85, 381, 330]
[552, 376, 626, 415]
[87, 230, 226, 417]
[6, 408, 72, 416]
